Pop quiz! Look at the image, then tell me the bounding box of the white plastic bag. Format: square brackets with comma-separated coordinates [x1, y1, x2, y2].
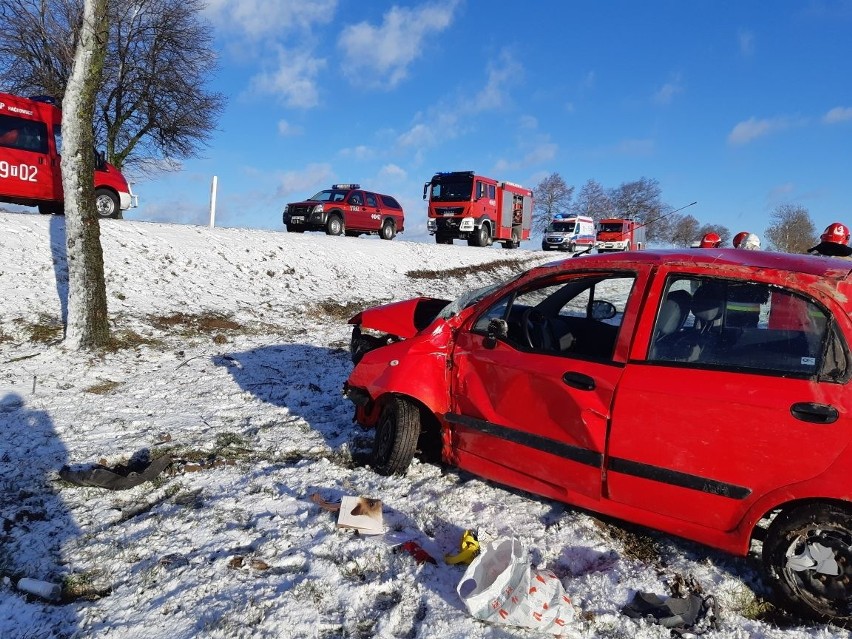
[457, 537, 575, 634]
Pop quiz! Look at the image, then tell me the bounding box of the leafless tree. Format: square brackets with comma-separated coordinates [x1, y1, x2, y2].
[62, 0, 110, 349]
[609, 177, 669, 241]
[764, 204, 817, 253]
[669, 214, 701, 247]
[532, 173, 574, 234]
[0, 0, 224, 171]
[572, 179, 614, 221]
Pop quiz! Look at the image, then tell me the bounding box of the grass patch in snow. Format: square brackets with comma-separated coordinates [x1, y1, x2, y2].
[721, 582, 776, 621]
[83, 379, 122, 395]
[148, 311, 243, 335]
[16, 314, 64, 343]
[310, 299, 387, 322]
[594, 518, 661, 565]
[405, 257, 534, 280]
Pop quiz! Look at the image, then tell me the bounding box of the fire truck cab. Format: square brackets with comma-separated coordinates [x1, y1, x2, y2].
[596, 217, 647, 252]
[424, 171, 532, 249]
[0, 92, 137, 218]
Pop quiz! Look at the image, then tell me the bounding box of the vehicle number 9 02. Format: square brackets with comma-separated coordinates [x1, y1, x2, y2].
[0, 161, 38, 182]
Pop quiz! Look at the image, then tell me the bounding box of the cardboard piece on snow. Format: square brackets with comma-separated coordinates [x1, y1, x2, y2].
[337, 496, 383, 535]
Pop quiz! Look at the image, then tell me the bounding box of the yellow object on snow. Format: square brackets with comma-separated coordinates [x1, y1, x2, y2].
[445, 529, 480, 565]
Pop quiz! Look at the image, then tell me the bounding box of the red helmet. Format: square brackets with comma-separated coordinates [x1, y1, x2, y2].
[820, 222, 850, 246]
[732, 231, 749, 248]
[698, 232, 722, 248]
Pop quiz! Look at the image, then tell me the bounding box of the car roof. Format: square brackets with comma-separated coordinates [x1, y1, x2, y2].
[543, 248, 852, 280]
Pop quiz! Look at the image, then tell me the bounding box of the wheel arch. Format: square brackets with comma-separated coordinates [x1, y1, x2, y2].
[745, 496, 852, 553]
[365, 391, 443, 463]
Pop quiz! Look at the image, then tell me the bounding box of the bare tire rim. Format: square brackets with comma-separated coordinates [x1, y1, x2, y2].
[783, 525, 852, 616]
[96, 195, 115, 217]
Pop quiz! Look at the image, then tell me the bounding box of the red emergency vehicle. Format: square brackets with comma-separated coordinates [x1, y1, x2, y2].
[0, 92, 137, 218]
[424, 171, 532, 248]
[596, 217, 646, 252]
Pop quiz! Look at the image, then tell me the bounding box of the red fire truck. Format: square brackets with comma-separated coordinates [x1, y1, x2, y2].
[424, 171, 532, 248]
[595, 217, 646, 252]
[0, 92, 137, 218]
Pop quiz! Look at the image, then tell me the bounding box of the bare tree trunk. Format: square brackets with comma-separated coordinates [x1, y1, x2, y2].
[61, 0, 110, 350]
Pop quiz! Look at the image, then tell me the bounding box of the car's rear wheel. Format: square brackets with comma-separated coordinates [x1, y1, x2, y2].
[380, 219, 396, 240]
[95, 188, 121, 219]
[762, 502, 851, 626]
[372, 397, 420, 476]
[326, 215, 344, 236]
[503, 228, 520, 249]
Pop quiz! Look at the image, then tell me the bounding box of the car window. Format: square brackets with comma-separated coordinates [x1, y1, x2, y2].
[380, 195, 401, 209]
[365, 193, 378, 207]
[0, 115, 48, 153]
[648, 275, 839, 378]
[472, 274, 635, 359]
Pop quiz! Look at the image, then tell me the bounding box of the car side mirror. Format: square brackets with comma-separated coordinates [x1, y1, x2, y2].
[483, 318, 508, 349]
[591, 300, 617, 321]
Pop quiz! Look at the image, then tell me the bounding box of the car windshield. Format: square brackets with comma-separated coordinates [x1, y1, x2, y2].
[598, 222, 625, 233]
[429, 179, 473, 202]
[547, 222, 575, 233]
[308, 189, 349, 202]
[438, 277, 520, 320]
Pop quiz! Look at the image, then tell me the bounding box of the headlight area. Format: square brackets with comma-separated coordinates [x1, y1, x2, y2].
[349, 325, 402, 365]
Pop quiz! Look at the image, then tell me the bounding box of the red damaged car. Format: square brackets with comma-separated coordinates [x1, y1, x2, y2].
[344, 249, 852, 625]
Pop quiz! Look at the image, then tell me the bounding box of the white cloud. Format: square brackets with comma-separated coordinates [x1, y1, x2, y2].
[469, 52, 524, 112]
[519, 115, 538, 129]
[653, 75, 683, 105]
[397, 122, 439, 148]
[275, 163, 335, 198]
[339, 145, 375, 160]
[250, 48, 327, 108]
[823, 106, 852, 124]
[338, 1, 459, 88]
[727, 116, 792, 145]
[378, 164, 407, 180]
[277, 120, 303, 136]
[738, 29, 754, 56]
[204, 0, 337, 38]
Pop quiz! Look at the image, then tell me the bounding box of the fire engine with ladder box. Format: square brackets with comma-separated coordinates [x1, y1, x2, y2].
[424, 171, 532, 248]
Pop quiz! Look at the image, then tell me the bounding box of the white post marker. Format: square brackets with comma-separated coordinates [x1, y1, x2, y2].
[209, 175, 218, 228]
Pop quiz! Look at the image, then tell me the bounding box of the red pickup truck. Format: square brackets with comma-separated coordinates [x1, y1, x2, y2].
[344, 248, 852, 626]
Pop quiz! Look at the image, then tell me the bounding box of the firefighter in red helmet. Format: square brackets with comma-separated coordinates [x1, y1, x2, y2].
[808, 222, 852, 258]
[732, 231, 749, 248]
[698, 232, 722, 248]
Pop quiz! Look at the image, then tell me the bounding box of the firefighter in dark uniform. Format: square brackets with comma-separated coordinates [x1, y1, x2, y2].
[807, 222, 852, 259]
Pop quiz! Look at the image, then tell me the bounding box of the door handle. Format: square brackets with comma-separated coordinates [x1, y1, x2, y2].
[790, 402, 839, 424]
[562, 371, 595, 391]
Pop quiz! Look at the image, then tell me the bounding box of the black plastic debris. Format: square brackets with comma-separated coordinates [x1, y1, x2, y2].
[59, 455, 172, 490]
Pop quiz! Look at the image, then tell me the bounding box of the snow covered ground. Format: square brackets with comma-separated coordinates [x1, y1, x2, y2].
[0, 211, 847, 639]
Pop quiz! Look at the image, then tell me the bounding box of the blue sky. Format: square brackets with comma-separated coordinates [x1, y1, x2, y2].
[129, 0, 852, 244]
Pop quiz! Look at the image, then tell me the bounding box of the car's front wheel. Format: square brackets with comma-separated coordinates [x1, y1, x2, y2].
[95, 188, 121, 219]
[372, 397, 420, 475]
[326, 215, 344, 236]
[762, 502, 851, 626]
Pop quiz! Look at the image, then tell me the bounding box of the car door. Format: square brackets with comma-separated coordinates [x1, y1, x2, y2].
[363, 192, 382, 232]
[446, 270, 644, 504]
[607, 273, 852, 532]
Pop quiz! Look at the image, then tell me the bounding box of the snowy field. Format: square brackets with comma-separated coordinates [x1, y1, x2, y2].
[0, 210, 848, 639]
